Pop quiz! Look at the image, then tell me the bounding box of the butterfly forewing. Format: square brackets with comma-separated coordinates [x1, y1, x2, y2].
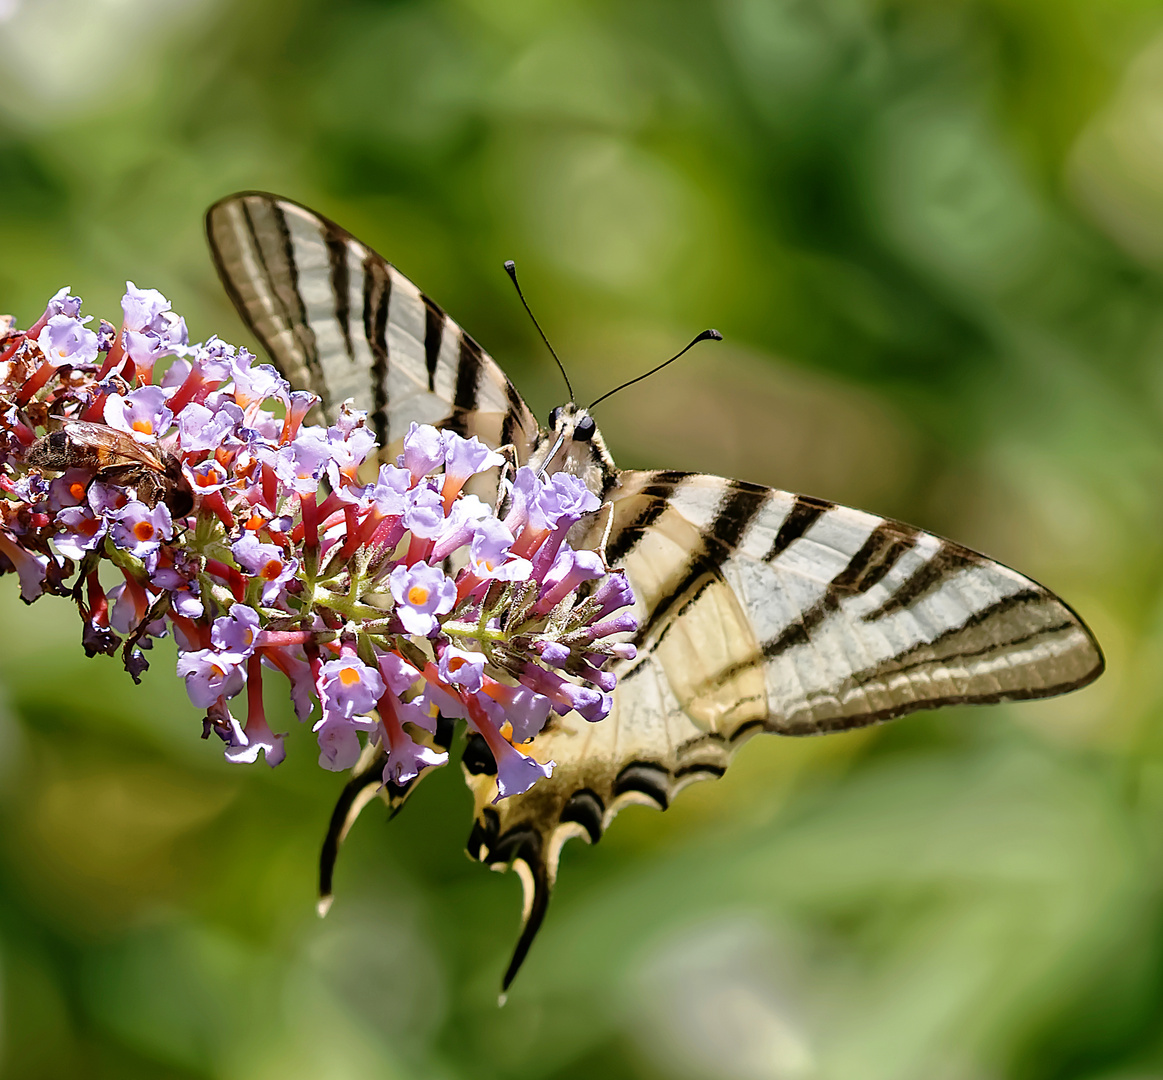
[205, 192, 1104, 992]
[206, 192, 539, 457]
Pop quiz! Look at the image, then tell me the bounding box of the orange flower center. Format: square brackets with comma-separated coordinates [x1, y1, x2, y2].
[407, 585, 430, 606]
[132, 521, 155, 541]
[131, 420, 153, 435]
[339, 666, 361, 687]
[260, 559, 284, 581]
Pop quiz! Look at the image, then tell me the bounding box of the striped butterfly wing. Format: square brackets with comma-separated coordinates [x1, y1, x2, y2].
[463, 470, 1104, 988]
[206, 192, 539, 457]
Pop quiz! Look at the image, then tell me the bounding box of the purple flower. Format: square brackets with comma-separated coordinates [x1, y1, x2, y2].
[42, 286, 83, 321]
[439, 644, 487, 692]
[327, 421, 377, 476]
[121, 282, 188, 370]
[442, 431, 503, 488]
[223, 709, 285, 767]
[377, 651, 423, 696]
[36, 315, 98, 368]
[109, 499, 173, 558]
[469, 517, 530, 581]
[186, 458, 230, 496]
[211, 604, 261, 657]
[518, 661, 611, 722]
[402, 482, 446, 539]
[149, 561, 203, 618]
[317, 656, 385, 722]
[536, 547, 606, 613]
[47, 468, 94, 511]
[104, 385, 173, 442]
[122, 282, 173, 331]
[53, 505, 106, 561]
[177, 648, 246, 708]
[545, 471, 600, 524]
[590, 570, 636, 621]
[430, 494, 491, 562]
[232, 359, 288, 411]
[267, 430, 333, 494]
[265, 651, 316, 722]
[535, 640, 571, 667]
[314, 717, 366, 771]
[399, 422, 445, 481]
[381, 732, 448, 786]
[231, 532, 298, 603]
[389, 561, 456, 636]
[3, 274, 641, 836]
[480, 682, 552, 743]
[0, 529, 49, 603]
[368, 463, 411, 515]
[177, 400, 243, 452]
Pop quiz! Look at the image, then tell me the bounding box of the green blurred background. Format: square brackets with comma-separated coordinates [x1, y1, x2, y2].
[0, 0, 1159, 1076]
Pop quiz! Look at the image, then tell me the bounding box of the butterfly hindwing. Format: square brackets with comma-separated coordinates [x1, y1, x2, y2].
[464, 470, 1104, 986]
[206, 191, 539, 456]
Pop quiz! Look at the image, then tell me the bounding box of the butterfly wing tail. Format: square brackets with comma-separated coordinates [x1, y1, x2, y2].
[318, 743, 388, 915]
[318, 716, 456, 915]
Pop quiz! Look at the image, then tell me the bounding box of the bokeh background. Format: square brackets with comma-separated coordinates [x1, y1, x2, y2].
[0, 0, 1160, 1076]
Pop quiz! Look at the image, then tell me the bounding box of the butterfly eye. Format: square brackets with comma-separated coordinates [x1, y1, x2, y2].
[574, 415, 596, 442]
[548, 406, 562, 429]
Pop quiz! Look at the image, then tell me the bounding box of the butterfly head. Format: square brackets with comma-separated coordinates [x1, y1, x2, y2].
[531, 402, 616, 497]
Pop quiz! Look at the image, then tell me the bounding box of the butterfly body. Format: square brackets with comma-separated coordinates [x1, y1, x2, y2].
[206, 191, 1104, 989]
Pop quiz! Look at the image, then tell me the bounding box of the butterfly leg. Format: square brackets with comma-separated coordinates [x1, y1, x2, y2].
[492, 443, 521, 517]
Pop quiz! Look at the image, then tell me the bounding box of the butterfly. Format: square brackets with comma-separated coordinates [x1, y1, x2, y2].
[205, 191, 1105, 990]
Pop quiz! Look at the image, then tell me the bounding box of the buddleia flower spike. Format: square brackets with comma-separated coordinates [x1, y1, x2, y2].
[0, 282, 637, 896]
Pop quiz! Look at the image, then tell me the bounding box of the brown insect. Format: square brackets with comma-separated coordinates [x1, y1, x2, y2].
[28, 420, 194, 518]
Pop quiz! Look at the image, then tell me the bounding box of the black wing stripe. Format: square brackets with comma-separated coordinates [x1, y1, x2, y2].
[605, 472, 687, 565]
[830, 521, 921, 595]
[761, 585, 1043, 662]
[206, 201, 280, 363]
[632, 484, 769, 646]
[453, 334, 484, 418]
[785, 620, 1088, 733]
[756, 519, 921, 659]
[863, 539, 977, 621]
[221, 198, 327, 400]
[559, 789, 605, 844]
[502, 376, 528, 449]
[264, 201, 323, 392]
[763, 494, 833, 562]
[612, 761, 670, 809]
[362, 259, 392, 449]
[325, 226, 355, 364]
[606, 510, 668, 565]
[422, 295, 445, 393]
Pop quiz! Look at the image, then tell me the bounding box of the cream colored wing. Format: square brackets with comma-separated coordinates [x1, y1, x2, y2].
[463, 469, 1104, 987]
[206, 191, 540, 456]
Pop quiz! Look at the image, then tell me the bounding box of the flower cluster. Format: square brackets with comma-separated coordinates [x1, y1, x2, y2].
[0, 285, 637, 799]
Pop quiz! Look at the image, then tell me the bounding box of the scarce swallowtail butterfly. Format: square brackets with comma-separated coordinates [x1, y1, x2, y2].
[206, 192, 1105, 990]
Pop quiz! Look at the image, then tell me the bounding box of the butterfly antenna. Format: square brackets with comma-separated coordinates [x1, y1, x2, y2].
[504, 260, 574, 402]
[588, 329, 722, 410]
